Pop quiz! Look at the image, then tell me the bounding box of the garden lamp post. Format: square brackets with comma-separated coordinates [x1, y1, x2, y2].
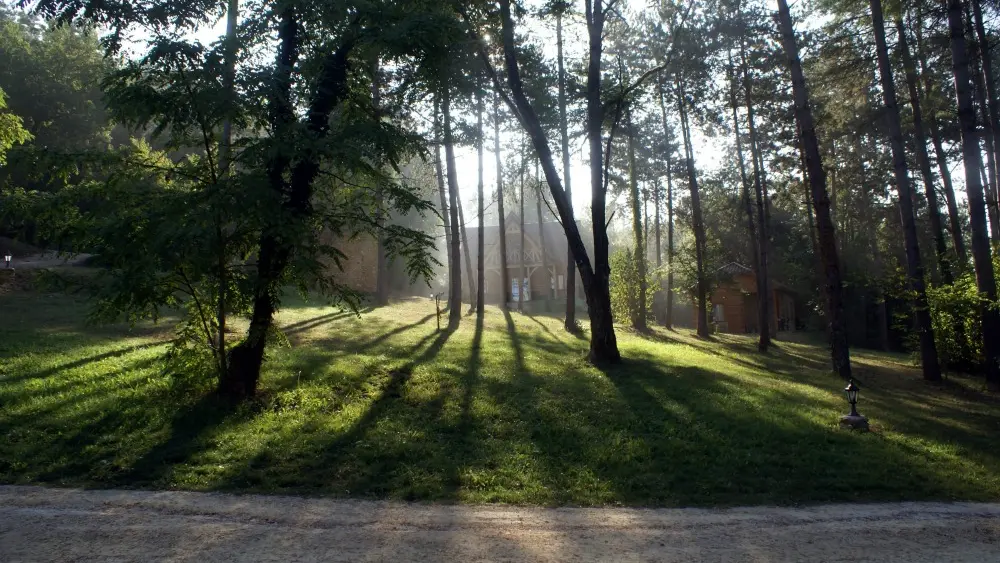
[839, 378, 869, 431]
[4, 254, 10, 268]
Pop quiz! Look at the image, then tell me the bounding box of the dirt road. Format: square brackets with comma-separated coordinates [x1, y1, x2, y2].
[1, 486, 998, 562]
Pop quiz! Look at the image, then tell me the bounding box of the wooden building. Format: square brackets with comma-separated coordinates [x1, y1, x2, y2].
[468, 212, 588, 312]
[693, 262, 797, 334]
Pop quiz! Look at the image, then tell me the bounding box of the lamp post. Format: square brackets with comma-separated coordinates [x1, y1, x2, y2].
[3, 254, 10, 268]
[839, 378, 869, 431]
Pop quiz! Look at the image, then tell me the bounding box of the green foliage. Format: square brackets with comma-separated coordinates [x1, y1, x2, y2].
[926, 272, 984, 370]
[610, 249, 656, 325]
[0, 88, 32, 164]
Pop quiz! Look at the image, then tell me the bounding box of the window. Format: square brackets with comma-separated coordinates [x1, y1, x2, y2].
[558, 274, 565, 290]
[713, 304, 725, 322]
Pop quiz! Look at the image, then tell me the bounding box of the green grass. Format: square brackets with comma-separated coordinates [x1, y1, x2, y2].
[2, 288, 1000, 507]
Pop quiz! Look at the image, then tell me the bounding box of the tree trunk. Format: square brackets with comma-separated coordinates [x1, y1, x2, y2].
[967, 1, 1000, 239]
[494, 92, 510, 308]
[656, 80, 675, 329]
[777, 0, 853, 380]
[945, 0, 1000, 390]
[223, 12, 355, 397]
[535, 160, 551, 307]
[215, 0, 238, 378]
[916, 17, 968, 265]
[654, 181, 662, 270]
[677, 79, 709, 338]
[871, 0, 941, 382]
[896, 18, 953, 283]
[740, 47, 772, 350]
[434, 99, 453, 294]
[499, 0, 619, 363]
[443, 82, 462, 327]
[476, 81, 485, 317]
[556, 9, 576, 331]
[457, 190, 476, 311]
[582, 0, 620, 361]
[372, 58, 389, 306]
[627, 106, 647, 330]
[728, 55, 763, 339]
[519, 138, 526, 313]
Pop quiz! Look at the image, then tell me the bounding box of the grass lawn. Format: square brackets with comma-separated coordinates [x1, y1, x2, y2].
[2, 287, 999, 507]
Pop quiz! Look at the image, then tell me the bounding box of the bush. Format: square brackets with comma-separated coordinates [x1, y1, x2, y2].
[609, 250, 657, 327]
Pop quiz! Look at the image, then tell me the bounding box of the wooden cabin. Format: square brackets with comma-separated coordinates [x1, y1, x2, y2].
[693, 262, 797, 334]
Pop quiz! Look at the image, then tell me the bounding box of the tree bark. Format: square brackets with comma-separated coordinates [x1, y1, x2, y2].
[915, 17, 968, 265]
[443, 82, 462, 327]
[476, 80, 485, 317]
[945, 0, 1000, 390]
[871, 0, 941, 382]
[727, 55, 763, 339]
[372, 58, 389, 306]
[457, 190, 476, 311]
[223, 12, 355, 397]
[656, 80, 675, 329]
[494, 92, 510, 308]
[519, 141, 526, 313]
[434, 99, 453, 295]
[215, 0, 238, 378]
[556, 8, 576, 331]
[896, 18, 953, 283]
[677, 78, 709, 338]
[740, 46, 772, 350]
[777, 0, 852, 380]
[627, 105, 647, 330]
[536, 160, 551, 306]
[498, 0, 619, 362]
[967, 0, 1000, 239]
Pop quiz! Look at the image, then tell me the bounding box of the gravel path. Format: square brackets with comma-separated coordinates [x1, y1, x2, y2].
[1, 486, 998, 562]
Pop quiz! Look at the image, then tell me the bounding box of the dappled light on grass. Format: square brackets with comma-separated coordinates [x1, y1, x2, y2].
[2, 292, 1000, 506]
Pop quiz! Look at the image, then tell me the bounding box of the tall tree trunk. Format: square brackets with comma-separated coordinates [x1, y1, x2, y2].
[443, 82, 462, 327]
[967, 1, 1000, 238]
[556, 8, 576, 331]
[777, 0, 853, 380]
[434, 99, 453, 294]
[657, 80, 675, 329]
[972, 0, 1000, 199]
[519, 141, 526, 313]
[740, 47, 772, 349]
[627, 106, 648, 330]
[457, 191, 476, 311]
[499, 0, 619, 362]
[871, 0, 941, 382]
[728, 55, 763, 338]
[535, 159, 551, 306]
[654, 181, 662, 269]
[494, 92, 510, 308]
[916, 17, 968, 265]
[677, 79, 709, 338]
[945, 0, 1000, 390]
[476, 81, 485, 317]
[224, 13, 355, 397]
[582, 0, 620, 361]
[215, 0, 238, 378]
[372, 58, 389, 306]
[897, 18, 953, 283]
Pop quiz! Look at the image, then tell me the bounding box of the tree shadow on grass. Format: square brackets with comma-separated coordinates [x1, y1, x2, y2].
[1, 341, 165, 385]
[216, 326, 457, 495]
[282, 311, 354, 335]
[110, 394, 237, 488]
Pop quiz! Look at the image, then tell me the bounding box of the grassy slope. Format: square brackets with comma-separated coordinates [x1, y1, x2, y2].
[1, 290, 999, 507]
